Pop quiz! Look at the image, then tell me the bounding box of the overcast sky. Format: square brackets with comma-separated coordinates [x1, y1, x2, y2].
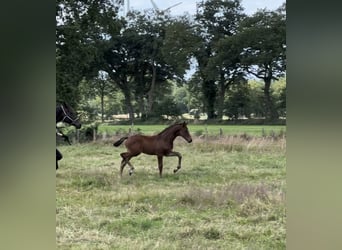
[123, 0, 285, 16]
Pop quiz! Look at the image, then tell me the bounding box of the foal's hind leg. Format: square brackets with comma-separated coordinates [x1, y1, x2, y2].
[119, 158, 126, 177]
[119, 152, 129, 177]
[127, 162, 135, 176]
[120, 152, 138, 177]
[166, 151, 182, 173]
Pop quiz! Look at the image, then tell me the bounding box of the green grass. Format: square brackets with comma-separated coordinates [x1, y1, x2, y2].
[56, 135, 286, 249]
[97, 124, 286, 137]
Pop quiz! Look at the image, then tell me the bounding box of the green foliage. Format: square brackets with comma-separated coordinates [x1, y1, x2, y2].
[187, 72, 205, 112]
[239, 9, 286, 77]
[271, 78, 286, 117]
[148, 82, 182, 119]
[152, 96, 181, 119]
[238, 6, 286, 120]
[162, 18, 199, 77]
[247, 80, 266, 118]
[56, 0, 122, 108]
[172, 85, 190, 114]
[78, 74, 125, 122]
[193, 0, 247, 119]
[224, 81, 252, 119]
[56, 0, 286, 122]
[222, 78, 286, 120]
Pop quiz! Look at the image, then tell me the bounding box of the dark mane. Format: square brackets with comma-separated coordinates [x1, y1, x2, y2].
[157, 123, 182, 136]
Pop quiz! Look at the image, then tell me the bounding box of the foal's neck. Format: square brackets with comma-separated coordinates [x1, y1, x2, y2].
[159, 125, 180, 142]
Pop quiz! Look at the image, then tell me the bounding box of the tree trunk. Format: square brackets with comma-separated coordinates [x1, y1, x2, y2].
[147, 63, 157, 116]
[203, 79, 216, 119]
[263, 77, 278, 121]
[126, 95, 134, 124]
[122, 85, 134, 124]
[100, 92, 104, 122]
[137, 96, 146, 120]
[217, 71, 226, 120]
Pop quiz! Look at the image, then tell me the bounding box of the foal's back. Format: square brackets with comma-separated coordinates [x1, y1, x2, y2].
[125, 134, 170, 156]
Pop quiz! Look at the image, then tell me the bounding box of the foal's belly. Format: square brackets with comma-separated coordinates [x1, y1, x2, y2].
[142, 143, 171, 156]
[141, 146, 164, 155]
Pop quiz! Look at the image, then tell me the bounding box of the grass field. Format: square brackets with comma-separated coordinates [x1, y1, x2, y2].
[97, 124, 286, 137]
[56, 128, 286, 249]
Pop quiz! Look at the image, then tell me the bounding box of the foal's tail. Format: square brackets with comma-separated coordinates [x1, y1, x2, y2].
[113, 137, 128, 147]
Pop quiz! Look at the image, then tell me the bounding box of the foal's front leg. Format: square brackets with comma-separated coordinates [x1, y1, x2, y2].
[157, 156, 163, 177]
[166, 151, 182, 173]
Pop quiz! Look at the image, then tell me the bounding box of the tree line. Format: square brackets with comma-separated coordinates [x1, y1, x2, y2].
[56, 0, 286, 123]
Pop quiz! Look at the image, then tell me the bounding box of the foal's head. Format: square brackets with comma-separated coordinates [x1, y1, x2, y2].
[178, 122, 192, 143]
[57, 102, 81, 129]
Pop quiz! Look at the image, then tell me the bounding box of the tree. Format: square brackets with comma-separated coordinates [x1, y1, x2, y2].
[224, 80, 251, 120]
[173, 86, 190, 114]
[239, 4, 286, 120]
[208, 36, 246, 119]
[193, 0, 246, 119]
[56, 0, 122, 108]
[144, 12, 197, 117]
[187, 72, 205, 114]
[101, 10, 197, 122]
[271, 77, 286, 118]
[278, 86, 286, 117]
[79, 71, 117, 122]
[247, 80, 265, 118]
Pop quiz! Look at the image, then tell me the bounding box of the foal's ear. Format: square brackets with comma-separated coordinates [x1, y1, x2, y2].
[182, 121, 187, 126]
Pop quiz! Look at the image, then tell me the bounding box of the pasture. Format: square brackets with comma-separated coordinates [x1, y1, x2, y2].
[56, 126, 286, 249]
[97, 124, 286, 137]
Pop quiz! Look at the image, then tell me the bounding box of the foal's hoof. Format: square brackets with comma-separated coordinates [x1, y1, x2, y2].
[129, 172, 133, 176]
[174, 166, 181, 173]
